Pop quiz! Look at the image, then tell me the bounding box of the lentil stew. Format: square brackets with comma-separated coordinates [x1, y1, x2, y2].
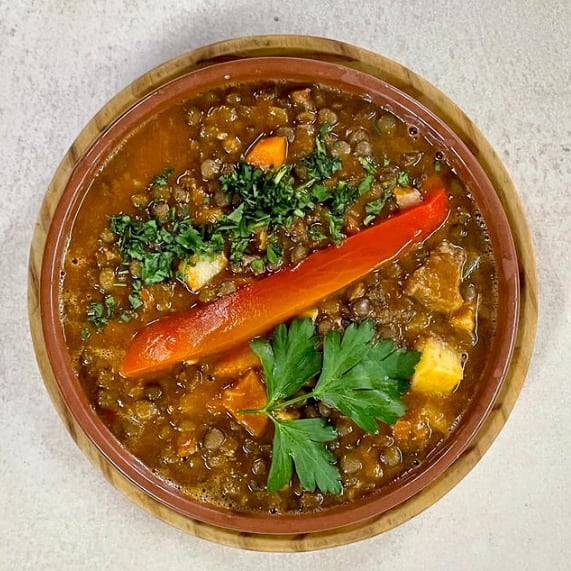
[57, 69, 505, 520]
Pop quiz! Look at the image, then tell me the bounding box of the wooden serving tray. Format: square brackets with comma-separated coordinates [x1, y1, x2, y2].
[28, 35, 537, 552]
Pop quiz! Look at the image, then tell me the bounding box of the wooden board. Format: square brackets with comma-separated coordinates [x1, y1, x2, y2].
[28, 35, 537, 552]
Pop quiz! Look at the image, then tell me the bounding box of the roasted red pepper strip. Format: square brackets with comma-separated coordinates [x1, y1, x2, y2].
[121, 189, 449, 377]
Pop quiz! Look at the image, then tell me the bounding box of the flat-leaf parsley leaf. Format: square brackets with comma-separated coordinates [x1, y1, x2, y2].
[267, 417, 341, 494]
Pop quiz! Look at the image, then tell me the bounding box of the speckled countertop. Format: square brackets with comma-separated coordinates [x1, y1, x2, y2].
[1, 1, 570, 569]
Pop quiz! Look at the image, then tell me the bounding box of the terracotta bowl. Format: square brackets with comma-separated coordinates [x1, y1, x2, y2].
[34, 57, 519, 535]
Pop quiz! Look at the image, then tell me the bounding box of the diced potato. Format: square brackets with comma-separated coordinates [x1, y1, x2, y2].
[405, 241, 466, 314]
[411, 338, 464, 394]
[298, 307, 318, 321]
[419, 403, 449, 433]
[450, 301, 477, 333]
[178, 252, 227, 291]
[394, 187, 422, 210]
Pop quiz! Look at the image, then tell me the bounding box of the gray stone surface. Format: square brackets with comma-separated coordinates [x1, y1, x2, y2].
[1, 0, 569, 569]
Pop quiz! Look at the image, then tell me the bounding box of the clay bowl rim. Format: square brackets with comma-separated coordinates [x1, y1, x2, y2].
[39, 57, 519, 535]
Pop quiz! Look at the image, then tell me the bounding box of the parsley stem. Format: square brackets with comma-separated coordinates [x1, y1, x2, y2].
[267, 391, 319, 411]
[236, 408, 268, 415]
[238, 390, 320, 416]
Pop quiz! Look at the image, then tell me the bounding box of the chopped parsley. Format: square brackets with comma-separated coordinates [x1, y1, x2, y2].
[108, 213, 221, 286]
[303, 123, 342, 180]
[397, 170, 411, 187]
[363, 196, 388, 225]
[87, 127, 390, 331]
[151, 166, 174, 187]
[85, 295, 116, 335]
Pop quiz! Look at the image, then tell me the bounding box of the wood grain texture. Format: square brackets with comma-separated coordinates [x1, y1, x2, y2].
[28, 35, 537, 552]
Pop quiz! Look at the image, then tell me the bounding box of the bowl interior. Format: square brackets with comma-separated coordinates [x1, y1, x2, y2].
[40, 57, 519, 534]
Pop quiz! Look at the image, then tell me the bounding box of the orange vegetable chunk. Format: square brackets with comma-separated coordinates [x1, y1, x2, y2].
[221, 370, 269, 437]
[245, 136, 287, 171]
[212, 345, 261, 378]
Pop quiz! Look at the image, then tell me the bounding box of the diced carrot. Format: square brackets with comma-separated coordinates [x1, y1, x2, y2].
[245, 136, 287, 171]
[221, 370, 269, 437]
[177, 431, 198, 457]
[211, 345, 260, 378]
[393, 419, 413, 443]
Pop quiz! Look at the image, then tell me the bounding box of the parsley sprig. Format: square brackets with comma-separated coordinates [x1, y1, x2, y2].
[245, 319, 420, 494]
[251, 319, 322, 407]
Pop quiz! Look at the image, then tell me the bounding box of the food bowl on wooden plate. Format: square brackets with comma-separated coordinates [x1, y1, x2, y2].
[29, 37, 535, 551]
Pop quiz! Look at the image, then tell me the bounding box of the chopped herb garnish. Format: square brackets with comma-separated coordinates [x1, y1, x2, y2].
[330, 181, 358, 215]
[434, 160, 442, 173]
[250, 258, 265, 273]
[303, 123, 342, 181]
[151, 166, 174, 187]
[265, 238, 283, 265]
[323, 210, 345, 244]
[310, 184, 329, 202]
[220, 162, 313, 232]
[397, 170, 411, 187]
[141, 251, 175, 285]
[363, 196, 388, 225]
[308, 226, 327, 242]
[86, 295, 116, 333]
[108, 211, 220, 288]
[356, 157, 377, 195]
[359, 156, 376, 176]
[128, 291, 143, 310]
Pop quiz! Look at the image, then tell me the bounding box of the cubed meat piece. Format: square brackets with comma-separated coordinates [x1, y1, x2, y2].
[405, 241, 466, 313]
[178, 252, 227, 292]
[289, 88, 315, 110]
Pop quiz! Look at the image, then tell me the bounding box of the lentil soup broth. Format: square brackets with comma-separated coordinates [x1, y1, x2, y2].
[61, 80, 497, 514]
